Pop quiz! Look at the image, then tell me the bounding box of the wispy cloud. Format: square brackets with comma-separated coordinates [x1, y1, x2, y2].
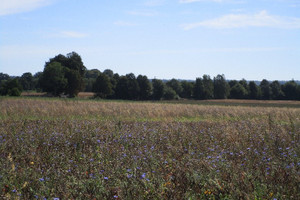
[127, 10, 158, 17]
[144, 0, 165, 7]
[0, 0, 54, 16]
[114, 21, 138, 27]
[182, 10, 300, 30]
[179, 0, 244, 3]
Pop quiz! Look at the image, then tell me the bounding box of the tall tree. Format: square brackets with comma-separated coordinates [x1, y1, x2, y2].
[249, 81, 261, 99]
[45, 52, 86, 97]
[282, 80, 298, 100]
[93, 73, 112, 98]
[20, 72, 34, 91]
[230, 83, 247, 99]
[0, 78, 23, 96]
[193, 77, 204, 100]
[270, 81, 284, 100]
[126, 73, 140, 100]
[180, 81, 193, 99]
[137, 75, 152, 100]
[115, 76, 129, 99]
[260, 79, 272, 100]
[152, 79, 165, 100]
[214, 74, 229, 99]
[39, 62, 68, 96]
[166, 79, 183, 97]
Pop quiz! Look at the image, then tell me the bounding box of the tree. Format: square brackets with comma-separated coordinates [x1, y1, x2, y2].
[126, 73, 140, 100]
[270, 81, 284, 100]
[93, 73, 112, 98]
[152, 79, 165, 100]
[137, 75, 152, 100]
[214, 74, 229, 99]
[193, 75, 214, 100]
[249, 81, 260, 99]
[20, 72, 34, 91]
[0, 78, 23, 96]
[33, 72, 43, 91]
[103, 69, 114, 78]
[0, 73, 10, 83]
[180, 81, 193, 99]
[260, 79, 271, 100]
[115, 76, 129, 99]
[282, 80, 298, 100]
[45, 52, 86, 97]
[163, 86, 177, 100]
[166, 79, 183, 97]
[39, 62, 68, 96]
[230, 83, 247, 99]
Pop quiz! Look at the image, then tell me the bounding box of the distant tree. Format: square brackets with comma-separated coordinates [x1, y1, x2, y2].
[163, 86, 177, 100]
[39, 62, 68, 96]
[193, 75, 214, 100]
[137, 75, 152, 100]
[45, 52, 86, 97]
[0, 78, 23, 96]
[103, 69, 114, 78]
[115, 76, 129, 99]
[0, 73, 10, 83]
[270, 81, 284, 100]
[229, 80, 238, 88]
[193, 78, 204, 100]
[260, 79, 272, 100]
[126, 73, 140, 100]
[152, 79, 165, 100]
[20, 72, 34, 91]
[33, 72, 43, 91]
[85, 69, 101, 79]
[180, 81, 193, 99]
[282, 80, 298, 100]
[230, 83, 247, 99]
[249, 81, 260, 99]
[93, 73, 112, 98]
[214, 74, 229, 99]
[166, 79, 183, 97]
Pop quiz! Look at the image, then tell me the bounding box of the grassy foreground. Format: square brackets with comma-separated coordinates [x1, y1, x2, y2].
[0, 97, 299, 199]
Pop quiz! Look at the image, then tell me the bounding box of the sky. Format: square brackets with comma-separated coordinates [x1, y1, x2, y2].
[0, 0, 300, 80]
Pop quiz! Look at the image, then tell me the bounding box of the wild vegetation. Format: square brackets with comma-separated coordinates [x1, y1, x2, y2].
[0, 97, 299, 199]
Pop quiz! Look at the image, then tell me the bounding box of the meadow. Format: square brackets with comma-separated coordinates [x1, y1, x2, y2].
[0, 97, 299, 199]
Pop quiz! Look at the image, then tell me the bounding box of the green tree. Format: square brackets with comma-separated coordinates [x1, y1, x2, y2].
[270, 81, 284, 100]
[152, 79, 165, 100]
[20, 72, 34, 91]
[193, 78, 204, 100]
[126, 73, 140, 100]
[39, 62, 68, 96]
[180, 81, 193, 99]
[45, 52, 86, 97]
[93, 73, 112, 98]
[193, 75, 214, 100]
[166, 79, 183, 97]
[214, 74, 229, 99]
[282, 80, 298, 100]
[230, 83, 247, 99]
[260, 79, 272, 100]
[249, 81, 260, 99]
[0, 78, 23, 96]
[163, 86, 177, 100]
[137, 75, 152, 100]
[115, 76, 129, 99]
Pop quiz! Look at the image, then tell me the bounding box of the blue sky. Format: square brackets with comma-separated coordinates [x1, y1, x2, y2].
[0, 0, 299, 80]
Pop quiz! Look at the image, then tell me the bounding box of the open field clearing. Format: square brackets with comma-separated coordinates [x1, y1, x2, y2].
[0, 98, 299, 199]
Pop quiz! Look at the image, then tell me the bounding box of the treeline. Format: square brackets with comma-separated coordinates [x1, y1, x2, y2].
[1, 52, 300, 100]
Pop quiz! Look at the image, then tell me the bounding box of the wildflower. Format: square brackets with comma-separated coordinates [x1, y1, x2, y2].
[141, 173, 146, 179]
[39, 178, 45, 182]
[113, 195, 118, 198]
[53, 198, 60, 200]
[104, 177, 108, 180]
[30, 162, 34, 165]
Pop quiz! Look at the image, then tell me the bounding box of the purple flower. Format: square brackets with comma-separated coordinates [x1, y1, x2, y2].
[39, 178, 45, 182]
[104, 177, 108, 180]
[141, 173, 146, 179]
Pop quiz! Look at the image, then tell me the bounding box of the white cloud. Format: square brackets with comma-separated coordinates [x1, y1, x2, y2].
[0, 0, 54, 16]
[127, 10, 158, 17]
[182, 10, 300, 30]
[114, 21, 138, 27]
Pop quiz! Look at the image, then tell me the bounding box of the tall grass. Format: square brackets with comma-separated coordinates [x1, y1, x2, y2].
[0, 98, 299, 199]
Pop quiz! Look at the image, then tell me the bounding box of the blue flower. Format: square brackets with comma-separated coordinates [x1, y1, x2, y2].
[141, 173, 146, 179]
[53, 198, 60, 200]
[104, 177, 108, 180]
[39, 178, 45, 182]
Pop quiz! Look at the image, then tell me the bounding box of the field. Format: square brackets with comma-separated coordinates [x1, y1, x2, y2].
[0, 97, 299, 199]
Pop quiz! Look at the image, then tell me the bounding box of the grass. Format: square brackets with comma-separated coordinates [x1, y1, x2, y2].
[0, 97, 299, 199]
